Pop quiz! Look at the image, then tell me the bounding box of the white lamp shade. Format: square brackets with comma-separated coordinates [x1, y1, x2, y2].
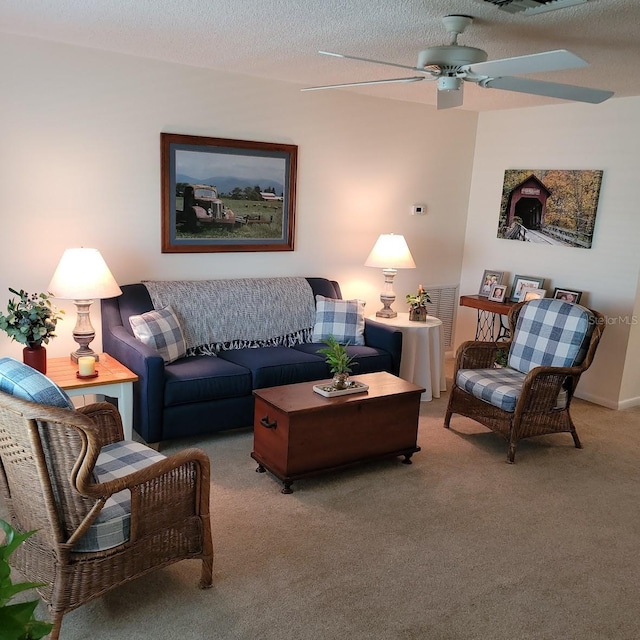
[364, 234, 416, 269]
[48, 248, 122, 300]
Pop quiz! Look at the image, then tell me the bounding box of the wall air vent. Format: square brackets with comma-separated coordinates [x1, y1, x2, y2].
[479, 0, 591, 15]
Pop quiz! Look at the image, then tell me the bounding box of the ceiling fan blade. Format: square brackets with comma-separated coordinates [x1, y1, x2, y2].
[319, 51, 418, 72]
[302, 77, 425, 92]
[467, 49, 587, 79]
[437, 84, 464, 110]
[483, 76, 614, 104]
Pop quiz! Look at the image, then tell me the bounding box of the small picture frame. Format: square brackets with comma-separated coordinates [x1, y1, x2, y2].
[510, 275, 545, 302]
[478, 270, 505, 297]
[488, 283, 508, 303]
[519, 287, 547, 302]
[553, 288, 582, 304]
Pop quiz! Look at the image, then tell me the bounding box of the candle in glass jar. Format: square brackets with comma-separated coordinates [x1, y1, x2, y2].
[78, 356, 96, 376]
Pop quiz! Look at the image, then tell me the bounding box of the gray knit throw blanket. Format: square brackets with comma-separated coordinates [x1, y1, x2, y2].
[143, 277, 316, 356]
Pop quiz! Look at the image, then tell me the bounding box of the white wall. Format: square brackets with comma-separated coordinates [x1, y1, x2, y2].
[457, 97, 640, 409]
[0, 34, 477, 361]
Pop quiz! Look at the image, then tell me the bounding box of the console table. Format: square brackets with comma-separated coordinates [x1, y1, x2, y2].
[46, 354, 138, 439]
[366, 313, 446, 401]
[459, 295, 516, 342]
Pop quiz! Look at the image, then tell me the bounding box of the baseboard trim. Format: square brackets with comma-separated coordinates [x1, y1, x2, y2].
[575, 390, 640, 411]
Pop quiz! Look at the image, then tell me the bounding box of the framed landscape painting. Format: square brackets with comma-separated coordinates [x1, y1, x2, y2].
[497, 169, 603, 249]
[161, 133, 297, 253]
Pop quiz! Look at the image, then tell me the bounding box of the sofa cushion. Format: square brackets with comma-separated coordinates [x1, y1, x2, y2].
[74, 441, 166, 552]
[129, 305, 186, 364]
[218, 346, 328, 389]
[0, 357, 73, 409]
[293, 343, 393, 375]
[312, 295, 365, 346]
[164, 355, 253, 406]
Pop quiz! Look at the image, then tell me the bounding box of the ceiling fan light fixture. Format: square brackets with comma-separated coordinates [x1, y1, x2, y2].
[438, 76, 462, 92]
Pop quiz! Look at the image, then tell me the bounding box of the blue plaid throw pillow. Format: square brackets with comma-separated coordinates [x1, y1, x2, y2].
[312, 295, 365, 345]
[129, 305, 186, 364]
[0, 357, 73, 409]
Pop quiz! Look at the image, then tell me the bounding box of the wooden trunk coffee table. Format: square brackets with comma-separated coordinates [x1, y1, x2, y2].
[251, 371, 425, 493]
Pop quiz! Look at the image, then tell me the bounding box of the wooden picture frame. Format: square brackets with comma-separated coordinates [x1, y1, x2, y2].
[519, 287, 547, 302]
[510, 275, 545, 302]
[488, 283, 508, 303]
[478, 270, 505, 297]
[161, 133, 297, 253]
[553, 288, 582, 304]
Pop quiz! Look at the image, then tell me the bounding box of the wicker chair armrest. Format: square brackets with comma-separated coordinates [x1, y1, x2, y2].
[514, 365, 582, 414]
[455, 340, 509, 371]
[67, 448, 210, 547]
[76, 402, 124, 447]
[74, 448, 210, 499]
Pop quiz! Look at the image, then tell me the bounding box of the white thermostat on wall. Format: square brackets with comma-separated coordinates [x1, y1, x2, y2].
[411, 204, 426, 215]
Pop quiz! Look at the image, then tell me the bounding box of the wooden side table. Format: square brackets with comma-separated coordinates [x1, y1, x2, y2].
[459, 295, 516, 342]
[46, 354, 138, 440]
[366, 313, 446, 401]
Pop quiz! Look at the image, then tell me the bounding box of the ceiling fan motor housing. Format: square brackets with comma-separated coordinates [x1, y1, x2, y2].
[417, 45, 488, 71]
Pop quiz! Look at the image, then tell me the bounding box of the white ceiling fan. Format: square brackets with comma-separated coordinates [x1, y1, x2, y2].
[302, 15, 614, 109]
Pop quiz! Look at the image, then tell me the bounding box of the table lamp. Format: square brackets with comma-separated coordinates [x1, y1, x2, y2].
[365, 233, 416, 318]
[48, 248, 122, 362]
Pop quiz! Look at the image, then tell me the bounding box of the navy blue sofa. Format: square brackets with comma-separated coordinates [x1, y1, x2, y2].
[101, 278, 402, 445]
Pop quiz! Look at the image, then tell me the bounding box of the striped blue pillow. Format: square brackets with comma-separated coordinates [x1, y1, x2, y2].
[0, 357, 73, 409]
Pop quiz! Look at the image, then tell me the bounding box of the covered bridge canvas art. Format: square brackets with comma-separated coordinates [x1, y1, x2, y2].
[497, 169, 603, 248]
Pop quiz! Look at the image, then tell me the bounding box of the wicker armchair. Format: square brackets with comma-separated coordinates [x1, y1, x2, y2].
[0, 383, 213, 639]
[445, 298, 605, 463]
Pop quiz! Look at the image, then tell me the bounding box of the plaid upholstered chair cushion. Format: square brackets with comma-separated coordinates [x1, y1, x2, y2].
[74, 441, 166, 553]
[508, 299, 594, 374]
[0, 357, 73, 409]
[456, 367, 527, 412]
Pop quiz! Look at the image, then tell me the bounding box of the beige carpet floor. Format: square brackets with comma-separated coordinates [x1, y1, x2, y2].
[14, 377, 640, 639]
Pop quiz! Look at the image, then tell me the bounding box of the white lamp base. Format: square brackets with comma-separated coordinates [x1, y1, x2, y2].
[376, 268, 398, 318]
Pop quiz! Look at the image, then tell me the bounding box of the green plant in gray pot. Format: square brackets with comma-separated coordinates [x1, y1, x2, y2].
[0, 520, 52, 640]
[318, 335, 357, 390]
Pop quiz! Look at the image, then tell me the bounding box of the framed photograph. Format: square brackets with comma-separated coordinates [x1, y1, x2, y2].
[478, 270, 505, 297]
[519, 287, 547, 302]
[510, 275, 545, 302]
[488, 283, 508, 303]
[553, 288, 582, 304]
[161, 133, 297, 253]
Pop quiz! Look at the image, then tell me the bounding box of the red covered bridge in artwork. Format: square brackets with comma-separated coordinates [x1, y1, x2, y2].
[505, 174, 551, 231]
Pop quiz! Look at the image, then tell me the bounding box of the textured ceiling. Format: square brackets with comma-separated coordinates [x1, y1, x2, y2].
[1, 0, 639, 111]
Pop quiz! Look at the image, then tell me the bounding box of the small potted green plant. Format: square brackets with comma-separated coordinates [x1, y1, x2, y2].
[0, 288, 64, 374]
[318, 335, 357, 390]
[405, 284, 431, 322]
[0, 520, 53, 640]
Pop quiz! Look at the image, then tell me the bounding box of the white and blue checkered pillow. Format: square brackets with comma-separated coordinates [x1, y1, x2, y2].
[312, 295, 365, 346]
[74, 440, 166, 552]
[508, 298, 594, 374]
[129, 305, 186, 364]
[0, 357, 73, 409]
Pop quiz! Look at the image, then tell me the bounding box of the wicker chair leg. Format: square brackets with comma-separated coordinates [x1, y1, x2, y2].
[507, 441, 517, 464]
[571, 428, 582, 449]
[444, 407, 452, 428]
[48, 614, 63, 640]
[199, 556, 214, 589]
